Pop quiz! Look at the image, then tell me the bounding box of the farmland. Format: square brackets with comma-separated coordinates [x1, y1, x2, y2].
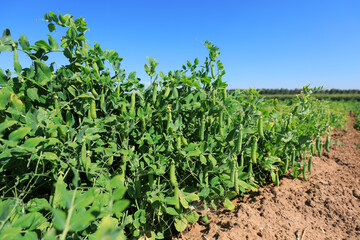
[0, 12, 360, 239]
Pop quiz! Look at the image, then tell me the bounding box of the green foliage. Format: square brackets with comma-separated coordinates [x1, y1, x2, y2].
[0, 11, 356, 239]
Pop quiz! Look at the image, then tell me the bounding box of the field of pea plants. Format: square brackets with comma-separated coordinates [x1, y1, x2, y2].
[0, 12, 359, 239]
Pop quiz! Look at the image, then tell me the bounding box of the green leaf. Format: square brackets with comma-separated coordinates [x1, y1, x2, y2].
[0, 87, 12, 110]
[34, 40, 52, 51]
[8, 127, 31, 142]
[22, 137, 43, 148]
[69, 211, 95, 232]
[187, 148, 201, 157]
[13, 212, 47, 230]
[47, 34, 59, 50]
[185, 211, 199, 223]
[52, 209, 66, 231]
[43, 152, 58, 160]
[0, 29, 11, 44]
[112, 186, 127, 201]
[110, 175, 124, 188]
[113, 199, 130, 215]
[0, 120, 17, 133]
[18, 34, 30, 50]
[26, 198, 51, 212]
[35, 61, 51, 85]
[0, 227, 22, 240]
[184, 192, 200, 202]
[13, 49, 22, 73]
[0, 45, 13, 52]
[223, 198, 235, 210]
[27, 88, 39, 102]
[174, 218, 188, 232]
[165, 207, 178, 216]
[49, 11, 58, 22]
[76, 189, 95, 208]
[48, 23, 56, 32]
[180, 197, 189, 209]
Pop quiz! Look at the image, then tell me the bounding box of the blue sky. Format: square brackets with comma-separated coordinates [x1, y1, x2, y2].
[1, 0, 359, 89]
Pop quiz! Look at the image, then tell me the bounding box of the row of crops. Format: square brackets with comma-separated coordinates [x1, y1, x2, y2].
[0, 12, 357, 239]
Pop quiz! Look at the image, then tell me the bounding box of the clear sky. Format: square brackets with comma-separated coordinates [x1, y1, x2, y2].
[1, 0, 359, 89]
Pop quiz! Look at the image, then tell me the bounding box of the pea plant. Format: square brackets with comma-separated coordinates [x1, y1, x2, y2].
[0, 12, 339, 239]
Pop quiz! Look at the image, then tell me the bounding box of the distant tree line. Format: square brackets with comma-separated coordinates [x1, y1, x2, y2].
[255, 88, 360, 95]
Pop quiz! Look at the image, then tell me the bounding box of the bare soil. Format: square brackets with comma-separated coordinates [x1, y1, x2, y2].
[174, 116, 360, 240]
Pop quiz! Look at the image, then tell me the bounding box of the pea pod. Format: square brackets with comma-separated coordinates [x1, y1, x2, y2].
[163, 86, 171, 99]
[308, 156, 313, 173]
[130, 91, 136, 114]
[152, 82, 158, 104]
[230, 158, 236, 184]
[170, 160, 177, 187]
[275, 171, 280, 186]
[119, 153, 128, 183]
[181, 135, 188, 146]
[325, 134, 330, 152]
[210, 62, 215, 79]
[302, 164, 308, 181]
[148, 174, 154, 189]
[90, 100, 97, 119]
[174, 186, 180, 211]
[318, 142, 323, 158]
[176, 136, 181, 150]
[258, 115, 264, 138]
[166, 110, 172, 133]
[236, 125, 243, 154]
[234, 168, 239, 194]
[240, 152, 244, 167]
[251, 137, 257, 164]
[310, 142, 315, 156]
[219, 111, 224, 136]
[81, 142, 87, 170]
[91, 88, 99, 98]
[284, 156, 289, 173]
[200, 115, 205, 141]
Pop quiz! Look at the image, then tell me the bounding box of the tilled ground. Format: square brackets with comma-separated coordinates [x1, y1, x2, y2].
[174, 116, 360, 240]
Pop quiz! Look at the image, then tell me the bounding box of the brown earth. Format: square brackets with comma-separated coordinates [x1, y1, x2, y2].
[174, 116, 360, 240]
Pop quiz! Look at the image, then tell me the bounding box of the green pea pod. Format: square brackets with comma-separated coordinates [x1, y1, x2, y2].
[219, 111, 224, 136]
[91, 88, 99, 98]
[236, 125, 243, 153]
[148, 174, 154, 189]
[163, 86, 171, 99]
[200, 116, 205, 141]
[325, 135, 330, 152]
[251, 137, 257, 164]
[210, 62, 215, 79]
[90, 100, 97, 119]
[120, 153, 128, 183]
[318, 142, 323, 158]
[170, 160, 177, 187]
[174, 186, 180, 211]
[240, 152, 244, 167]
[310, 142, 315, 156]
[234, 168, 239, 194]
[181, 135, 188, 146]
[176, 136, 181, 150]
[258, 116, 264, 138]
[230, 159, 236, 184]
[166, 110, 172, 133]
[152, 82, 158, 104]
[302, 165, 308, 181]
[284, 156, 289, 173]
[308, 156, 313, 174]
[130, 91, 136, 114]
[81, 142, 87, 169]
